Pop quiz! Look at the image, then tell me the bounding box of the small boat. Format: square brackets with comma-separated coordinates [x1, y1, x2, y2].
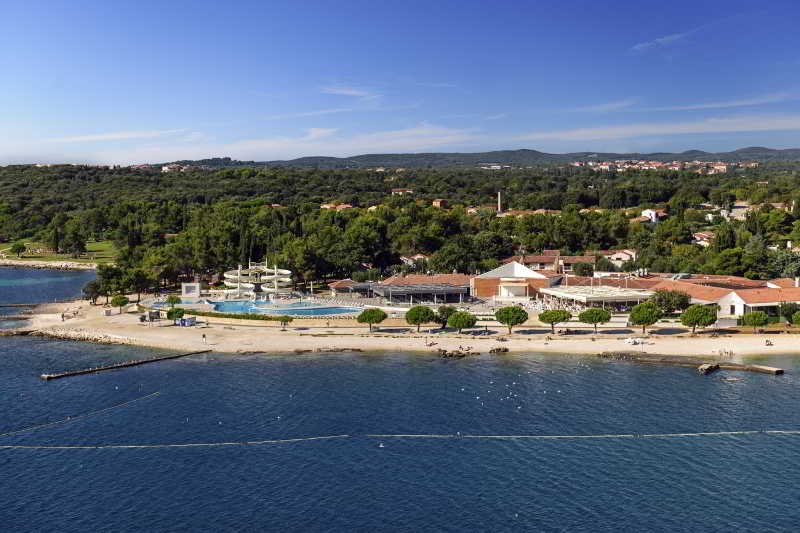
[722, 377, 741, 383]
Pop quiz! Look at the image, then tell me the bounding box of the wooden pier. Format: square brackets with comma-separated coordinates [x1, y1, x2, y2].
[598, 352, 784, 375]
[0, 303, 36, 308]
[40, 350, 212, 380]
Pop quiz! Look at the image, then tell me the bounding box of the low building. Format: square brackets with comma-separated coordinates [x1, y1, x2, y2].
[431, 199, 448, 209]
[692, 232, 715, 247]
[374, 273, 473, 304]
[641, 208, 668, 223]
[717, 288, 800, 318]
[391, 188, 414, 196]
[399, 253, 428, 266]
[471, 261, 560, 299]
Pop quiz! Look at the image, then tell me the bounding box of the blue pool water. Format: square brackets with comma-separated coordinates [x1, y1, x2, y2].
[2, 268, 800, 531]
[212, 299, 360, 316]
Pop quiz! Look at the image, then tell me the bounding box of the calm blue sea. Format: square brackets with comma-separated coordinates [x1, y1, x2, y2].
[2, 268, 800, 531]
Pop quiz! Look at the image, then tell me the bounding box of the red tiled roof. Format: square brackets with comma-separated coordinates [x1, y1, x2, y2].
[560, 255, 597, 264]
[734, 287, 800, 304]
[328, 279, 354, 289]
[502, 255, 558, 265]
[767, 278, 798, 288]
[651, 280, 732, 302]
[380, 273, 473, 287]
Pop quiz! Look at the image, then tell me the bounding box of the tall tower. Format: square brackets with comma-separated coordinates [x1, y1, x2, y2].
[497, 191, 502, 214]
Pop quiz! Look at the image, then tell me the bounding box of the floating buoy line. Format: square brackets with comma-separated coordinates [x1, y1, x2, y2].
[1, 429, 800, 451]
[0, 391, 161, 439]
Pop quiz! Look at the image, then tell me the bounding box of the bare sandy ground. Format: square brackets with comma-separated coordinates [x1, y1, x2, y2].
[20, 300, 797, 362]
[0, 259, 97, 270]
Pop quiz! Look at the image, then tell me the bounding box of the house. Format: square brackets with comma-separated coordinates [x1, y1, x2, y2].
[320, 203, 353, 210]
[558, 255, 596, 272]
[692, 232, 715, 247]
[641, 208, 668, 223]
[595, 249, 637, 267]
[399, 253, 428, 266]
[391, 188, 414, 196]
[471, 261, 560, 299]
[717, 288, 800, 318]
[431, 199, 449, 209]
[502, 254, 559, 271]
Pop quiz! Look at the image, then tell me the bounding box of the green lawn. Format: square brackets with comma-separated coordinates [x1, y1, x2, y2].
[0, 240, 116, 264]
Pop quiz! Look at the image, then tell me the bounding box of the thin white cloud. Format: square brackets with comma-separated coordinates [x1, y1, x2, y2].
[630, 30, 692, 53]
[47, 129, 185, 143]
[519, 114, 800, 142]
[570, 99, 638, 113]
[264, 107, 355, 120]
[321, 85, 380, 99]
[485, 113, 508, 121]
[643, 92, 797, 111]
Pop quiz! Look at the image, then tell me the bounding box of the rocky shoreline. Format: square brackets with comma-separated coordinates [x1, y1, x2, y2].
[0, 259, 97, 270]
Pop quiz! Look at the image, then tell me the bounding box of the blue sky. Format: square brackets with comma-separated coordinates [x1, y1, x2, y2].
[3, 0, 800, 164]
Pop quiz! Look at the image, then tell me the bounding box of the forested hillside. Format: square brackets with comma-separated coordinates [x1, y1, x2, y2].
[3, 162, 800, 286]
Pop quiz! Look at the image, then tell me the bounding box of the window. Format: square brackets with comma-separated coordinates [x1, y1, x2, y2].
[730, 305, 735, 315]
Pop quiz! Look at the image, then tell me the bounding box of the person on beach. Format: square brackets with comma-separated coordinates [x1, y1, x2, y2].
[202, 333, 207, 344]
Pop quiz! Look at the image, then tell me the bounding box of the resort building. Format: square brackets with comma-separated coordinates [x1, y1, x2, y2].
[716, 288, 800, 318]
[373, 273, 473, 304]
[471, 261, 560, 300]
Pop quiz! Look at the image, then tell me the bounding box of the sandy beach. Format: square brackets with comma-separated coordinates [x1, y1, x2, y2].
[15, 299, 797, 361]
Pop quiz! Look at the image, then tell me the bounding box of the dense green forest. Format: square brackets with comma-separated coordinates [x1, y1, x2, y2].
[3, 162, 800, 286]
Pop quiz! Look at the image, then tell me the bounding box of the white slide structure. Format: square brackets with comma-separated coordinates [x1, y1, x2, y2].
[223, 262, 292, 298]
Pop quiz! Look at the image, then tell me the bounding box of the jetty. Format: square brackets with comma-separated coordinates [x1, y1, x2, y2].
[40, 349, 212, 380]
[598, 352, 784, 375]
[0, 303, 36, 308]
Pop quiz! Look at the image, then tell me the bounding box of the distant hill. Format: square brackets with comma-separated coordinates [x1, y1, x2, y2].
[169, 146, 800, 169]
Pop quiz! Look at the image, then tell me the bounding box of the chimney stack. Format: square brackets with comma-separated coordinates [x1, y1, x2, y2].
[795, 276, 799, 288]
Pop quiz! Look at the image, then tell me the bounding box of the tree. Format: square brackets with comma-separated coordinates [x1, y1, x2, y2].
[82, 280, 101, 305]
[573, 262, 594, 277]
[779, 302, 800, 323]
[405, 305, 436, 332]
[447, 311, 477, 333]
[742, 311, 768, 333]
[357, 308, 387, 332]
[495, 306, 529, 334]
[277, 315, 293, 330]
[629, 302, 662, 334]
[650, 290, 691, 314]
[680, 304, 717, 333]
[165, 294, 182, 308]
[792, 311, 800, 327]
[9, 241, 25, 258]
[436, 305, 457, 328]
[96, 264, 124, 304]
[538, 309, 571, 334]
[110, 295, 129, 314]
[578, 308, 611, 334]
[166, 307, 185, 321]
[124, 268, 155, 303]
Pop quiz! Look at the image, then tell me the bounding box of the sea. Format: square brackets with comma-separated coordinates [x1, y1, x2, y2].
[2, 267, 800, 531]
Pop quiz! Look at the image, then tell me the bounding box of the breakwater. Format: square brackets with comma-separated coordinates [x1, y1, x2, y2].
[40, 349, 212, 380]
[598, 351, 784, 375]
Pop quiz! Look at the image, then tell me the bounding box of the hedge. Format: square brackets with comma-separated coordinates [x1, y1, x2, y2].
[180, 309, 294, 323]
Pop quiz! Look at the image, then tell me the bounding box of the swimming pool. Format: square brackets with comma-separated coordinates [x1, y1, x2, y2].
[212, 300, 361, 316]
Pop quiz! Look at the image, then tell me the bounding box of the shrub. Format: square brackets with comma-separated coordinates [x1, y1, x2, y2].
[650, 290, 691, 314]
[405, 305, 436, 332]
[447, 311, 477, 333]
[110, 295, 129, 314]
[165, 294, 182, 308]
[680, 304, 717, 333]
[629, 302, 662, 334]
[357, 308, 388, 332]
[538, 309, 571, 334]
[495, 306, 529, 334]
[742, 311, 768, 333]
[166, 307, 185, 321]
[578, 308, 612, 334]
[436, 305, 457, 328]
